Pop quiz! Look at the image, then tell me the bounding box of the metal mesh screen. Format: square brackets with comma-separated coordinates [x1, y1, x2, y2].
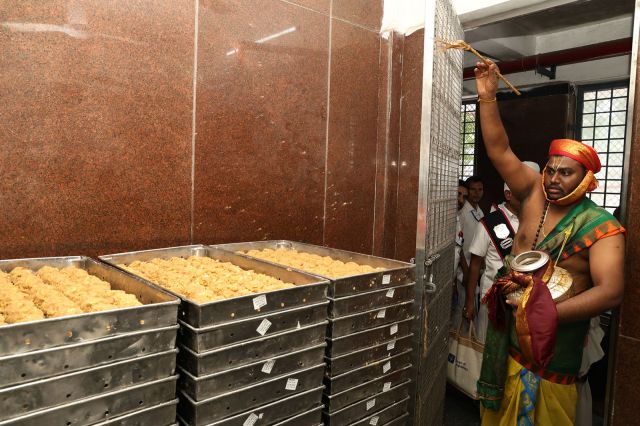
[425, 1, 464, 256]
[412, 0, 463, 424]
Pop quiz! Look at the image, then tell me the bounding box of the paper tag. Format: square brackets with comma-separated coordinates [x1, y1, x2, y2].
[370, 416, 380, 425]
[256, 319, 272, 336]
[366, 398, 376, 410]
[386, 288, 395, 298]
[376, 309, 386, 319]
[389, 323, 398, 335]
[252, 294, 267, 311]
[382, 361, 391, 374]
[243, 413, 259, 426]
[261, 359, 275, 374]
[387, 340, 396, 350]
[382, 274, 391, 285]
[383, 382, 392, 392]
[285, 378, 298, 391]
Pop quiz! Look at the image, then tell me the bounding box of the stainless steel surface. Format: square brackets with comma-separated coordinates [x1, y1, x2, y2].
[177, 322, 327, 376]
[324, 350, 412, 394]
[0, 375, 178, 426]
[325, 334, 413, 377]
[178, 343, 326, 400]
[510, 250, 550, 272]
[349, 398, 410, 426]
[92, 399, 178, 426]
[321, 380, 410, 426]
[327, 318, 413, 356]
[100, 245, 329, 328]
[328, 284, 414, 318]
[178, 364, 325, 425]
[0, 325, 177, 389]
[176, 386, 324, 426]
[0, 350, 177, 421]
[381, 413, 409, 426]
[412, 0, 463, 423]
[0, 256, 179, 356]
[178, 302, 328, 352]
[271, 406, 323, 425]
[323, 366, 411, 412]
[327, 301, 413, 338]
[213, 241, 415, 297]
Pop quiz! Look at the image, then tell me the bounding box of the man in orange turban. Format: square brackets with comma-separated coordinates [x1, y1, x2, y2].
[472, 60, 625, 426]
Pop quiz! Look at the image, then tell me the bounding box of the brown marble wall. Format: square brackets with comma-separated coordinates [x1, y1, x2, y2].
[0, 0, 195, 258]
[610, 44, 640, 425]
[1, 0, 425, 260]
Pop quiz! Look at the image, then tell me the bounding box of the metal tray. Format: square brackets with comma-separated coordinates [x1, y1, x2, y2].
[0, 325, 178, 389]
[349, 398, 409, 426]
[271, 406, 323, 425]
[212, 241, 415, 298]
[176, 387, 323, 426]
[327, 318, 414, 356]
[328, 284, 414, 318]
[324, 350, 412, 395]
[0, 375, 178, 426]
[327, 301, 413, 338]
[178, 301, 328, 352]
[321, 380, 410, 426]
[322, 366, 411, 412]
[178, 365, 325, 426]
[179, 344, 326, 401]
[380, 413, 409, 426]
[325, 334, 413, 377]
[0, 349, 177, 422]
[178, 322, 327, 376]
[92, 399, 178, 426]
[100, 245, 329, 328]
[0, 256, 179, 357]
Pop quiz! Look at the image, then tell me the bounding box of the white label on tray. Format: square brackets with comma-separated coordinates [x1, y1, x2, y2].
[387, 340, 396, 351]
[376, 309, 386, 319]
[370, 416, 380, 425]
[383, 381, 392, 392]
[297, 321, 301, 329]
[285, 378, 299, 391]
[366, 398, 376, 410]
[253, 294, 267, 311]
[261, 359, 276, 374]
[382, 361, 391, 374]
[382, 274, 391, 285]
[386, 288, 395, 298]
[256, 319, 272, 336]
[243, 413, 259, 426]
[390, 323, 398, 335]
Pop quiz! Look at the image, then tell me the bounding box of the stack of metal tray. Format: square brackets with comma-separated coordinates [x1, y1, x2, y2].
[100, 245, 329, 426]
[0, 256, 181, 426]
[213, 241, 416, 426]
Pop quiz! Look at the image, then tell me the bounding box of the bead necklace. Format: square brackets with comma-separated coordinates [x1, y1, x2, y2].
[532, 201, 550, 250]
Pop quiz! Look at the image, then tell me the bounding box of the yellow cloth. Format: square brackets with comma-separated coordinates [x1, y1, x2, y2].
[480, 356, 577, 426]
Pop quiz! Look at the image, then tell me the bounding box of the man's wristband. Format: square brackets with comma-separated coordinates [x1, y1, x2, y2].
[478, 97, 497, 103]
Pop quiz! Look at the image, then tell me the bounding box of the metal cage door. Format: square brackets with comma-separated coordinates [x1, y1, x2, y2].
[411, 0, 463, 424]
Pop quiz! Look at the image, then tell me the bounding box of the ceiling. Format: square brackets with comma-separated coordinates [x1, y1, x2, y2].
[463, 0, 635, 64]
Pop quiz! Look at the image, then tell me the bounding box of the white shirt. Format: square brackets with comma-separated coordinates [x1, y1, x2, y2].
[455, 216, 464, 283]
[469, 203, 519, 295]
[459, 200, 484, 264]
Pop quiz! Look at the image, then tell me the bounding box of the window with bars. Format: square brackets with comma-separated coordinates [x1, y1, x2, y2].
[460, 101, 476, 180]
[577, 83, 629, 214]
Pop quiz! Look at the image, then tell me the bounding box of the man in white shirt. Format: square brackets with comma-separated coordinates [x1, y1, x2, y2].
[453, 181, 469, 325]
[464, 162, 539, 343]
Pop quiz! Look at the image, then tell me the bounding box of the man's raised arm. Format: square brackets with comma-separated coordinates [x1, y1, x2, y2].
[474, 61, 538, 200]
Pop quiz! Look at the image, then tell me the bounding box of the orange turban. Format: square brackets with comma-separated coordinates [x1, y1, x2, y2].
[548, 139, 601, 173]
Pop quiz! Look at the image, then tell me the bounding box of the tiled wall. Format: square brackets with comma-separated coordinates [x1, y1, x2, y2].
[0, 0, 424, 261]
